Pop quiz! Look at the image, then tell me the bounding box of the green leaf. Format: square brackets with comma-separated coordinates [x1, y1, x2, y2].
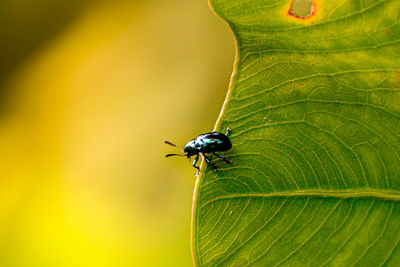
[191, 0, 400, 266]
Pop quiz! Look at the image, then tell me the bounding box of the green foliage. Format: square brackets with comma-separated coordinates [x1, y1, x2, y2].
[192, 0, 400, 265]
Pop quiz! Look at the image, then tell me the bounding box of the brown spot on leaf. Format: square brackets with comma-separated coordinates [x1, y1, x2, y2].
[391, 72, 400, 89]
[288, 0, 316, 19]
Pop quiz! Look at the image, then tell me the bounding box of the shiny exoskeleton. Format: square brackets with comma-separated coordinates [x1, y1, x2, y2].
[165, 127, 232, 175]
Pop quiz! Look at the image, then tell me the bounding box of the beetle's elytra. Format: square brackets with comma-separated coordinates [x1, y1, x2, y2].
[165, 127, 232, 175]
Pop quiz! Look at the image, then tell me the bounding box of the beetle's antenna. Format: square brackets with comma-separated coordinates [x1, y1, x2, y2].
[165, 153, 185, 158]
[165, 141, 180, 148]
[164, 141, 184, 152]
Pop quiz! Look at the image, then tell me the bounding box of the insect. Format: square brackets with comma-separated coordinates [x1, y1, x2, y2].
[165, 127, 232, 175]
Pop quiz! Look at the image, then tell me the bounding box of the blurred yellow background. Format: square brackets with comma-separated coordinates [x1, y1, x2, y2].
[0, 0, 233, 266]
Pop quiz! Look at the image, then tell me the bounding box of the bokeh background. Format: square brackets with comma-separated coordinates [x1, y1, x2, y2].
[0, 0, 234, 266]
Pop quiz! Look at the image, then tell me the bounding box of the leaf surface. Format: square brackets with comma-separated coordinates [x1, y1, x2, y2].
[192, 0, 400, 266]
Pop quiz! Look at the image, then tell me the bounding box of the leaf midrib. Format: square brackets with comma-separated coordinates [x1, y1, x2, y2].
[200, 188, 400, 208]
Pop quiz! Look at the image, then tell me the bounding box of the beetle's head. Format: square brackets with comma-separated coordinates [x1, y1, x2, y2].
[183, 140, 197, 157]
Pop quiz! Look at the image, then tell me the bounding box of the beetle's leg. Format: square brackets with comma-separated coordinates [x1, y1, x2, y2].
[213, 152, 232, 165]
[192, 154, 200, 175]
[226, 127, 231, 136]
[202, 153, 218, 172]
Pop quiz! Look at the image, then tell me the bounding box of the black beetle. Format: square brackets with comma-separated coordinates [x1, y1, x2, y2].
[165, 127, 232, 175]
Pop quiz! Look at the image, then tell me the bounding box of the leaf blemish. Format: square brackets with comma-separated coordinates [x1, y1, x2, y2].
[288, 0, 316, 19]
[391, 72, 400, 89]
